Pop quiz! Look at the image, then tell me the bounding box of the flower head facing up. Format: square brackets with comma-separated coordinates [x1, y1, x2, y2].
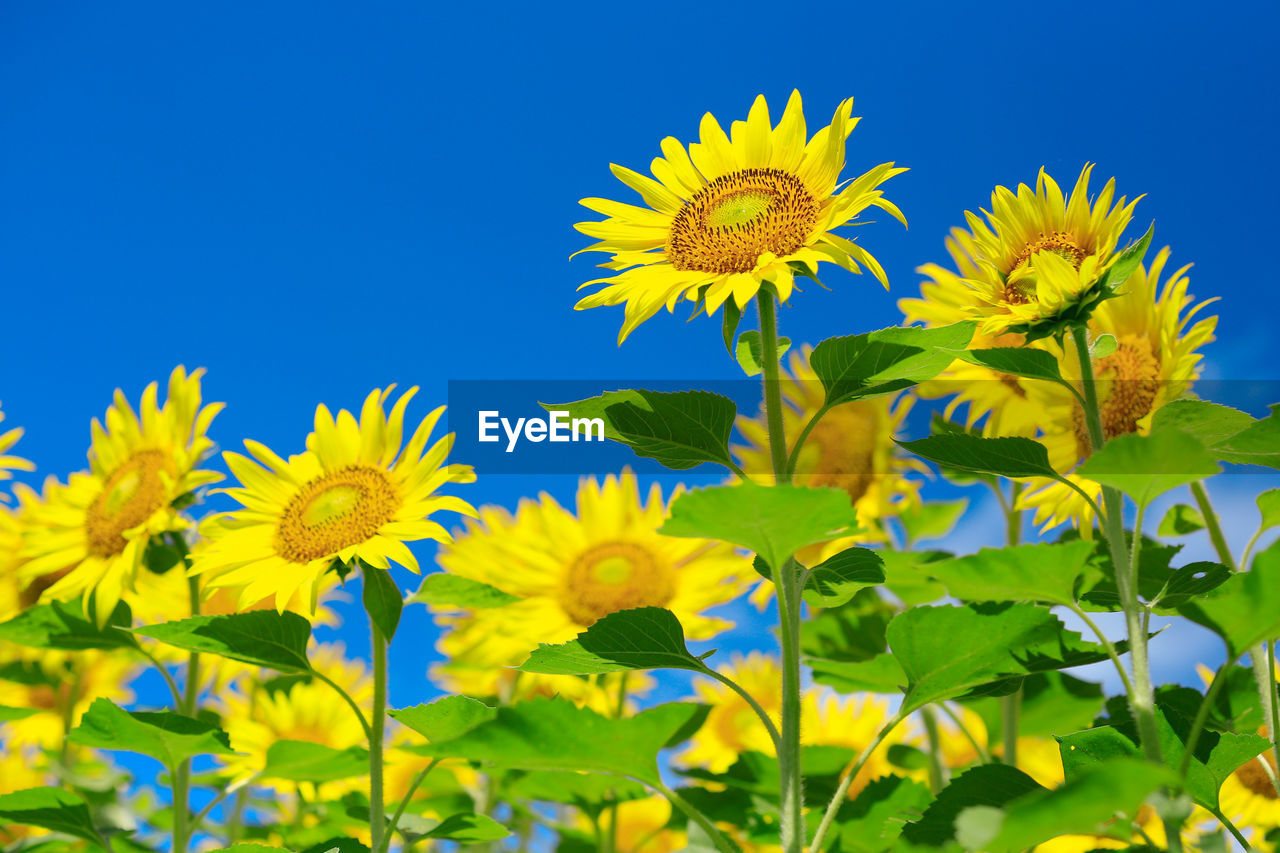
[19, 367, 222, 625]
[192, 386, 475, 616]
[428, 470, 755, 697]
[957, 165, 1142, 339]
[575, 91, 906, 342]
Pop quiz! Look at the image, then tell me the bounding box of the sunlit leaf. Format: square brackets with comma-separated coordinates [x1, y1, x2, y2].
[1076, 429, 1219, 508]
[810, 323, 975, 405]
[133, 610, 312, 673]
[390, 695, 498, 743]
[801, 547, 885, 608]
[735, 330, 790, 377]
[923, 541, 1097, 607]
[518, 607, 704, 674]
[406, 574, 518, 609]
[260, 740, 368, 784]
[898, 434, 1059, 480]
[897, 499, 970, 546]
[68, 698, 236, 769]
[0, 786, 109, 847]
[423, 813, 508, 842]
[0, 599, 138, 651]
[1180, 539, 1280, 658]
[361, 564, 403, 641]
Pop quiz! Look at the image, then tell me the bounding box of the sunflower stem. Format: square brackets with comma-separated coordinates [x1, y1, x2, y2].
[172, 575, 202, 853]
[1001, 483, 1022, 768]
[757, 292, 791, 486]
[811, 709, 908, 851]
[1071, 325, 1181, 849]
[369, 620, 389, 853]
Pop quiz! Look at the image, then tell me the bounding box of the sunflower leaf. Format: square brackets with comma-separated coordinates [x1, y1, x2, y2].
[897, 434, 1059, 480]
[389, 695, 498, 743]
[721, 299, 744, 355]
[1158, 504, 1207, 536]
[947, 347, 1074, 392]
[423, 813, 509, 842]
[922, 541, 1098, 607]
[133, 610, 313, 673]
[1214, 403, 1280, 469]
[260, 740, 369, 784]
[418, 697, 709, 786]
[0, 599, 138, 651]
[1076, 429, 1220, 509]
[810, 323, 975, 406]
[897, 498, 969, 546]
[1180, 538, 1280, 659]
[541, 389, 737, 472]
[900, 764, 1046, 847]
[0, 787, 111, 847]
[660, 481, 859, 573]
[518, 607, 704, 674]
[407, 574, 518, 609]
[361, 563, 404, 642]
[802, 547, 886, 608]
[735, 331, 791, 377]
[68, 697, 236, 769]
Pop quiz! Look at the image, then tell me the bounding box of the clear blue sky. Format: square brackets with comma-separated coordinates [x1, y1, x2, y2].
[3, 1, 1278, 709]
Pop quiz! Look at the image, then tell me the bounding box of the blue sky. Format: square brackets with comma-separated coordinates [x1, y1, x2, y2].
[3, 1, 1279, 712]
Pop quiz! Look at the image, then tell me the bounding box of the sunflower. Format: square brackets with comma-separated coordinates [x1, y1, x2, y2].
[1017, 248, 1218, 530]
[1218, 727, 1280, 842]
[192, 387, 476, 616]
[18, 367, 222, 625]
[590, 797, 686, 852]
[678, 652, 901, 799]
[900, 227, 1056, 437]
[954, 164, 1142, 338]
[0, 747, 53, 844]
[428, 470, 754, 697]
[215, 642, 371, 790]
[574, 91, 906, 342]
[0, 406, 34, 493]
[0, 648, 138, 751]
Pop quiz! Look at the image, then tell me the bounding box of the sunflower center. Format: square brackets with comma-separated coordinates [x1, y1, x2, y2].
[804, 403, 880, 504]
[1073, 336, 1162, 458]
[85, 449, 176, 558]
[667, 168, 818, 275]
[1236, 750, 1279, 800]
[1012, 231, 1086, 271]
[560, 541, 675, 626]
[275, 465, 399, 563]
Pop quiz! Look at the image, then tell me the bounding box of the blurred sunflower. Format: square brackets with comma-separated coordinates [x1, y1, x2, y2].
[429, 470, 754, 697]
[0, 649, 137, 751]
[0, 747, 52, 844]
[18, 367, 222, 625]
[591, 797, 686, 852]
[0, 406, 34, 492]
[678, 652, 900, 798]
[1017, 248, 1218, 530]
[1218, 729, 1280, 842]
[216, 642, 370, 791]
[957, 164, 1142, 338]
[574, 91, 906, 342]
[899, 228, 1055, 437]
[192, 387, 475, 615]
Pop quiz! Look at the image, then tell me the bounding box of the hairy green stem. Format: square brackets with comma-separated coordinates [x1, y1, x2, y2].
[655, 781, 736, 853]
[369, 621, 389, 852]
[172, 576, 203, 853]
[1001, 484, 1022, 767]
[757, 292, 791, 486]
[811, 710, 908, 851]
[1068, 604, 1136, 696]
[1208, 806, 1250, 849]
[1190, 481, 1237, 571]
[921, 706, 948, 792]
[700, 667, 782, 753]
[378, 759, 440, 853]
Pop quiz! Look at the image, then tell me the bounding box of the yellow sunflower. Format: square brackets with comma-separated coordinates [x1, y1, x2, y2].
[192, 386, 476, 616]
[1218, 723, 1280, 844]
[0, 406, 35, 493]
[0, 648, 138, 751]
[1017, 247, 1218, 530]
[18, 367, 222, 625]
[574, 91, 906, 342]
[586, 796, 686, 853]
[955, 164, 1142, 338]
[679, 652, 901, 799]
[0, 746, 53, 844]
[428, 470, 754, 698]
[900, 227, 1056, 437]
[215, 642, 371, 790]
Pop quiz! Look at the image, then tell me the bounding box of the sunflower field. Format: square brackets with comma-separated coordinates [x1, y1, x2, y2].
[3, 90, 1280, 853]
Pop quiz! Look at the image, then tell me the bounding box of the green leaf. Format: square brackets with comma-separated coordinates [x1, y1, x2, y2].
[406, 574, 518, 609]
[518, 607, 703, 675]
[0, 599, 138, 651]
[810, 323, 975, 405]
[735, 330, 791, 377]
[542, 389, 737, 471]
[1076, 429, 1220, 508]
[389, 695, 498, 743]
[949, 348, 1073, 390]
[924, 541, 1097, 607]
[0, 786, 109, 847]
[901, 764, 1045, 846]
[503, 771, 647, 813]
[807, 654, 906, 694]
[423, 813, 508, 842]
[800, 588, 894, 663]
[1091, 334, 1118, 359]
[1209, 403, 1280, 470]
[260, 740, 369, 784]
[297, 841, 366, 853]
[954, 759, 1173, 852]
[837, 775, 934, 853]
[660, 482, 858, 572]
[898, 434, 1060, 480]
[897, 499, 970, 546]
[963, 672, 1104, 745]
[801, 547, 885, 608]
[0, 704, 38, 722]
[1077, 535, 1229, 612]
[889, 603, 1114, 713]
[361, 565, 403, 642]
[1097, 224, 1155, 294]
[133, 610, 313, 673]
[1257, 489, 1280, 531]
[1150, 400, 1257, 449]
[68, 698, 236, 769]
[721, 299, 743, 355]
[419, 697, 708, 785]
[1180, 539, 1280, 658]
[1158, 503, 1206, 536]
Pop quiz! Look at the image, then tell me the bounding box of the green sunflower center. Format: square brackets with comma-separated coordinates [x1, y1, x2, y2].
[667, 168, 818, 275]
[275, 465, 399, 563]
[560, 541, 675, 626]
[86, 449, 175, 558]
